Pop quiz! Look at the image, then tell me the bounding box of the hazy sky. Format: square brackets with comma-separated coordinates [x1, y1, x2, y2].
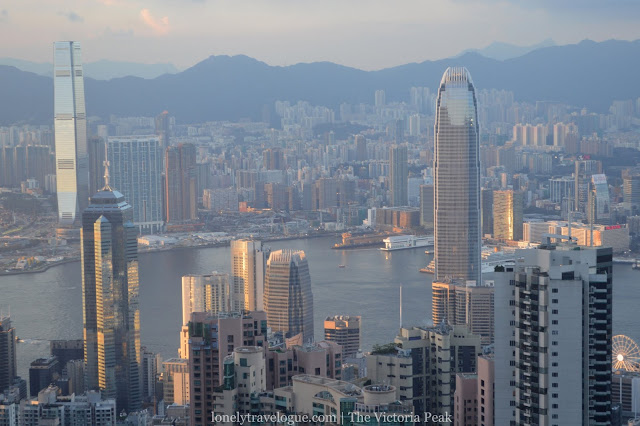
[0, 0, 639, 70]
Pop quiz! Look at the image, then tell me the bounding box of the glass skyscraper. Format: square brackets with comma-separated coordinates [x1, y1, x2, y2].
[81, 182, 141, 412]
[107, 135, 164, 234]
[434, 67, 481, 283]
[54, 41, 89, 226]
[264, 250, 314, 342]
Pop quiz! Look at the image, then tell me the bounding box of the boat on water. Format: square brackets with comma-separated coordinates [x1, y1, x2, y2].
[380, 235, 434, 251]
[338, 264, 346, 268]
[419, 248, 516, 274]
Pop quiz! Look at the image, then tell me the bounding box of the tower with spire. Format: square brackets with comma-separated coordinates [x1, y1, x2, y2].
[80, 159, 141, 412]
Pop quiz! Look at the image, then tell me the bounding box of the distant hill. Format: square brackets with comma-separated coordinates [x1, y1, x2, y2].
[1, 39, 639, 126]
[0, 58, 179, 80]
[458, 39, 556, 60]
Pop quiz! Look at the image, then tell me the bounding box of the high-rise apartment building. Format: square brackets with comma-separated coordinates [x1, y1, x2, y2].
[324, 315, 361, 358]
[165, 143, 197, 223]
[419, 184, 434, 231]
[389, 144, 408, 207]
[355, 134, 367, 161]
[230, 239, 269, 312]
[187, 311, 267, 425]
[263, 147, 285, 170]
[181, 273, 231, 325]
[493, 241, 613, 425]
[81, 183, 141, 412]
[264, 250, 314, 342]
[162, 358, 189, 405]
[107, 135, 164, 233]
[434, 67, 481, 283]
[493, 189, 523, 241]
[481, 188, 494, 237]
[367, 324, 481, 416]
[0, 316, 17, 393]
[155, 111, 171, 152]
[432, 280, 494, 345]
[54, 41, 89, 226]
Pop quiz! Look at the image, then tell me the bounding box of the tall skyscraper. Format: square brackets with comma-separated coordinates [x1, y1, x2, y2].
[434, 67, 481, 283]
[54, 41, 89, 226]
[264, 250, 314, 342]
[81, 179, 141, 412]
[165, 143, 197, 223]
[493, 189, 523, 241]
[181, 273, 231, 325]
[493, 241, 613, 425]
[107, 135, 164, 233]
[230, 239, 269, 312]
[389, 144, 408, 207]
[0, 315, 17, 393]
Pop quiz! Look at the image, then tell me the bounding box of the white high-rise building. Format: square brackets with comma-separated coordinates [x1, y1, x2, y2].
[230, 239, 269, 312]
[54, 41, 89, 226]
[107, 135, 164, 234]
[181, 273, 231, 325]
[492, 241, 613, 425]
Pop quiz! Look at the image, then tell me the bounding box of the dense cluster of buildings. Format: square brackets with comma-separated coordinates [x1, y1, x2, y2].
[2, 40, 640, 426]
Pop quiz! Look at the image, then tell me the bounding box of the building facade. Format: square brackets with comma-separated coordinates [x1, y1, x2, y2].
[493, 189, 523, 241]
[165, 143, 197, 223]
[432, 280, 495, 345]
[107, 135, 164, 234]
[389, 144, 408, 207]
[434, 67, 481, 283]
[264, 250, 314, 342]
[230, 239, 269, 312]
[54, 41, 89, 226]
[493, 242, 613, 425]
[0, 316, 17, 394]
[324, 315, 361, 359]
[81, 184, 142, 412]
[181, 273, 231, 325]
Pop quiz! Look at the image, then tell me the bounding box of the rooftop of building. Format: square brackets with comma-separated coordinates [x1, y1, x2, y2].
[292, 375, 362, 397]
[30, 356, 58, 367]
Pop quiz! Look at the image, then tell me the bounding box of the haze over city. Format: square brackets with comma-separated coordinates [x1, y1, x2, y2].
[1, 2, 640, 426]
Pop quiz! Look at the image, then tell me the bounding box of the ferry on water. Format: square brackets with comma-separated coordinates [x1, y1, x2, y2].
[420, 247, 516, 274]
[380, 235, 434, 251]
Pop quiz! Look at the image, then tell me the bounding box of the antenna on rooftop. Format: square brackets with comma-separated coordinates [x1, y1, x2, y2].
[399, 286, 403, 331]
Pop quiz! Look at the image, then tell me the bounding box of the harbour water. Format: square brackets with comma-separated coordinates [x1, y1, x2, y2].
[1, 235, 638, 378]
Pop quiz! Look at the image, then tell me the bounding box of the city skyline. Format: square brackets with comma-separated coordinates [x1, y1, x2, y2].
[2, 10, 640, 421]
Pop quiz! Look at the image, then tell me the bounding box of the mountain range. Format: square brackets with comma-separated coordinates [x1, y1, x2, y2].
[457, 38, 557, 60]
[0, 58, 179, 80]
[1, 39, 639, 126]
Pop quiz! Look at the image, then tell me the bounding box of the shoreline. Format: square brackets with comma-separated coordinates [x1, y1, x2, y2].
[0, 232, 340, 277]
